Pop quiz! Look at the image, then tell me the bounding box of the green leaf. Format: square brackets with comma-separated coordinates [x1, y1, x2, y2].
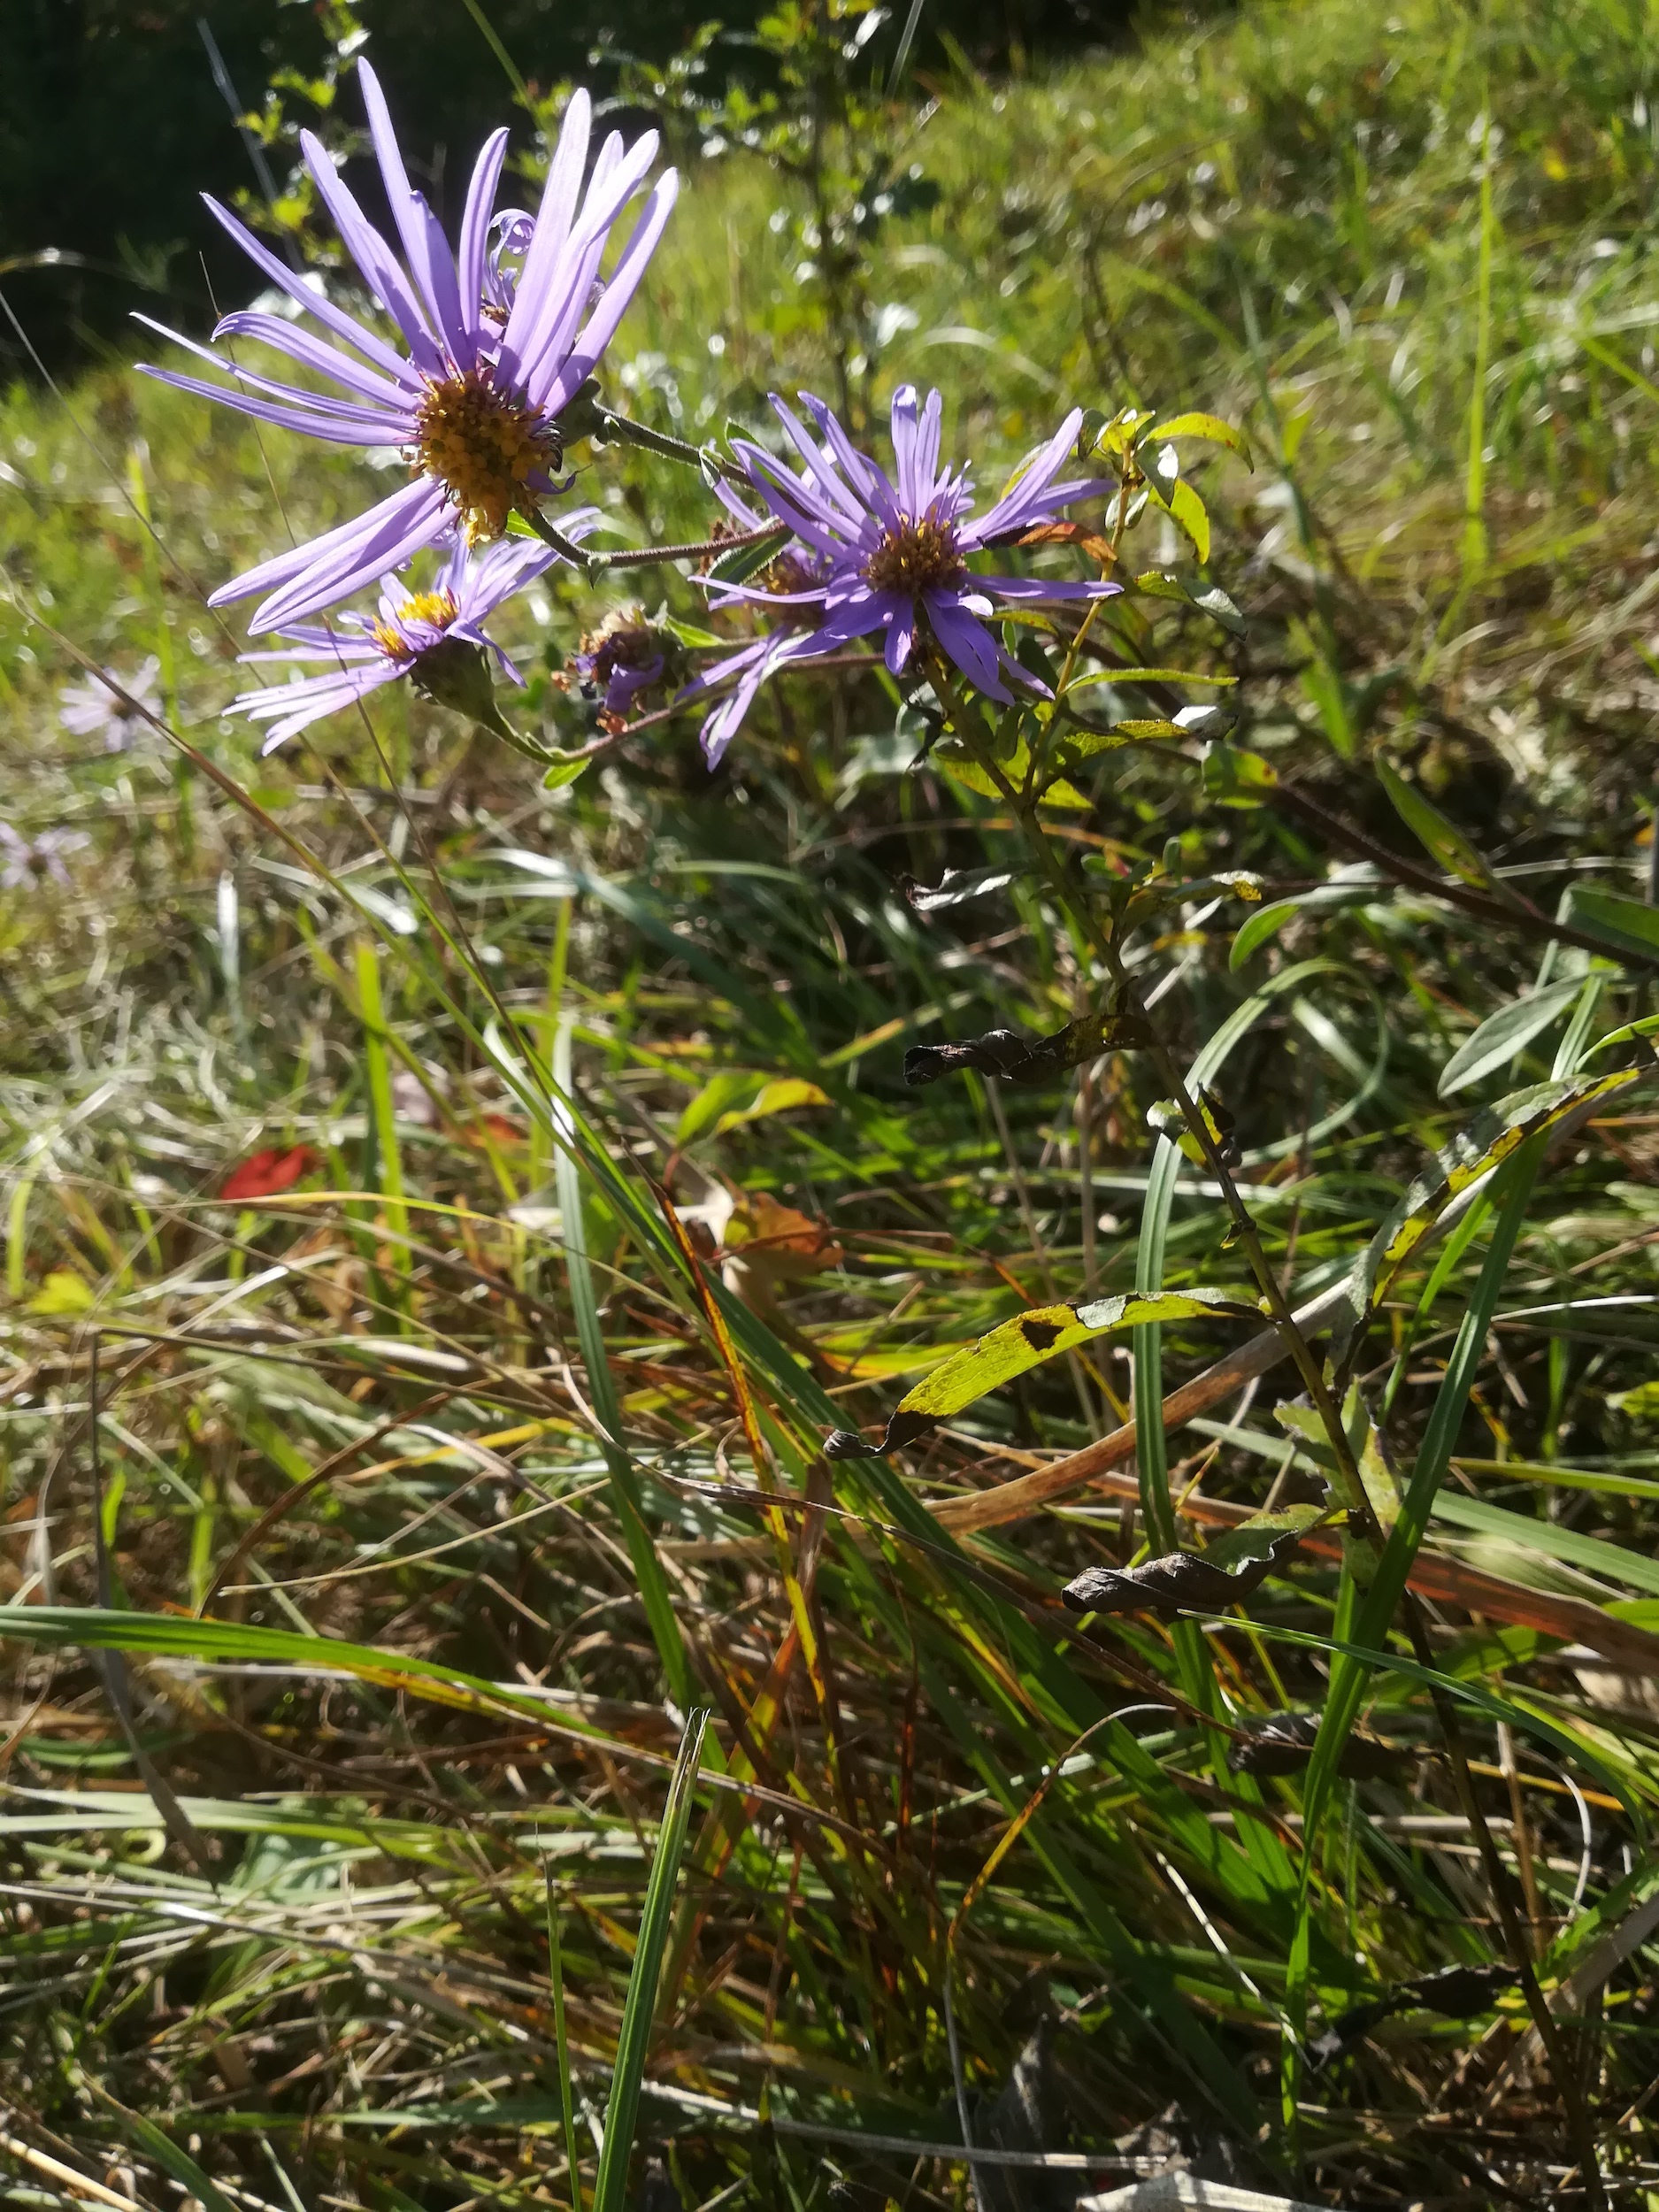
[1160, 476, 1212, 563]
[1566, 883, 1659, 964]
[1437, 981, 1581, 1097]
[706, 524, 791, 586]
[1133, 571, 1246, 634]
[590, 1709, 708, 2212]
[1202, 743, 1279, 807]
[1200, 1502, 1325, 1575]
[677, 1068, 764, 1144]
[542, 752, 594, 791]
[712, 1075, 832, 1133]
[1375, 756, 1498, 891]
[1342, 1065, 1646, 1333]
[1151, 410, 1256, 466]
[826, 1287, 1258, 1455]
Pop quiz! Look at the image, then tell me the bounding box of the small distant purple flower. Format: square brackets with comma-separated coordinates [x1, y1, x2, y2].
[138, 65, 676, 634]
[680, 384, 1118, 766]
[0, 823, 88, 889]
[59, 656, 161, 751]
[230, 527, 592, 751]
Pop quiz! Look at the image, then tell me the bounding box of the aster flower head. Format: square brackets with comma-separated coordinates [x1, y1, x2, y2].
[0, 824, 88, 890]
[679, 384, 1118, 766]
[59, 656, 161, 751]
[139, 65, 677, 634]
[565, 609, 687, 730]
[230, 526, 594, 751]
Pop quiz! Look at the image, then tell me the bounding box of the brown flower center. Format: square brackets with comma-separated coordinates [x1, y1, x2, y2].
[411, 371, 559, 542]
[862, 517, 964, 597]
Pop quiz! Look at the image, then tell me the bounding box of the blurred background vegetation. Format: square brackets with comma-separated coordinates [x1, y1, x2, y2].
[0, 0, 1133, 369]
[10, 0, 1659, 2206]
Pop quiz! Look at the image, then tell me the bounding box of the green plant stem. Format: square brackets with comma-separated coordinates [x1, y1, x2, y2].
[518, 502, 777, 572]
[595, 409, 729, 480]
[935, 661, 1373, 1523]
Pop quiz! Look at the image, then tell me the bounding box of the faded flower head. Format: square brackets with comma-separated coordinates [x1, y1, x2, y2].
[679, 384, 1118, 764]
[139, 65, 676, 633]
[565, 609, 686, 731]
[230, 526, 595, 750]
[59, 657, 161, 751]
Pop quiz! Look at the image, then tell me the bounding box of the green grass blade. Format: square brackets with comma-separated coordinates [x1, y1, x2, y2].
[552, 1010, 695, 1709]
[590, 1708, 709, 2212]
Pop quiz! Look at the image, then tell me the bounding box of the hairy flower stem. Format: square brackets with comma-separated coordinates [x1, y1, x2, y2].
[594, 409, 730, 481]
[933, 657, 1372, 1521]
[517, 503, 780, 574]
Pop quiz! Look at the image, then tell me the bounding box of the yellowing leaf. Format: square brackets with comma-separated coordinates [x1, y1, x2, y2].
[826, 1286, 1259, 1456]
[29, 1268, 96, 1316]
[713, 1078, 832, 1133]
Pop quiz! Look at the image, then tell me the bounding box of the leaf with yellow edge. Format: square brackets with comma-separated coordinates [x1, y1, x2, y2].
[713, 1077, 832, 1134]
[825, 1286, 1259, 1456]
[1338, 1066, 1647, 1341]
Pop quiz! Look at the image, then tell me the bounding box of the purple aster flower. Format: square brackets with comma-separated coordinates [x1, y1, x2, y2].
[0, 824, 88, 889]
[230, 526, 593, 751]
[138, 65, 676, 634]
[59, 656, 161, 751]
[679, 384, 1118, 766]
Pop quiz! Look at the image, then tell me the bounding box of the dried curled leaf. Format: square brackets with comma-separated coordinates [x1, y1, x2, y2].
[1015, 518, 1117, 565]
[1062, 1528, 1305, 1620]
[904, 1003, 1153, 1089]
[825, 1286, 1259, 1459]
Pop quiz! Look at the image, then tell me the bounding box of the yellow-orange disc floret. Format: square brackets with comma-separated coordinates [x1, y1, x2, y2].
[863, 517, 965, 598]
[411, 372, 559, 543]
[370, 588, 459, 658]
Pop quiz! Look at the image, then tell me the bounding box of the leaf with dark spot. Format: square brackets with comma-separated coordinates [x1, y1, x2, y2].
[823, 1286, 1258, 1458]
[1062, 1528, 1305, 1620]
[904, 1002, 1153, 1089]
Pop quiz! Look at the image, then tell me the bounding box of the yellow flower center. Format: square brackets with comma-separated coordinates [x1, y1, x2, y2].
[863, 517, 964, 597]
[370, 587, 459, 659]
[410, 371, 559, 542]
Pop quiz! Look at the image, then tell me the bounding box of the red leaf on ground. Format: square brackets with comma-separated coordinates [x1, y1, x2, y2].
[220, 1146, 315, 1202]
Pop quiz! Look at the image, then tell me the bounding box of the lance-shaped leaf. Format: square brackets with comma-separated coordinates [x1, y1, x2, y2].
[1062, 1525, 1306, 1621]
[825, 1286, 1258, 1457]
[1376, 755, 1504, 895]
[904, 1002, 1153, 1089]
[1437, 980, 1581, 1097]
[1340, 1065, 1645, 1333]
[1566, 882, 1659, 964]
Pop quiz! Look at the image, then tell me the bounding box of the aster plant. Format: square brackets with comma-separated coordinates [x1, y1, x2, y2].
[139, 63, 676, 632]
